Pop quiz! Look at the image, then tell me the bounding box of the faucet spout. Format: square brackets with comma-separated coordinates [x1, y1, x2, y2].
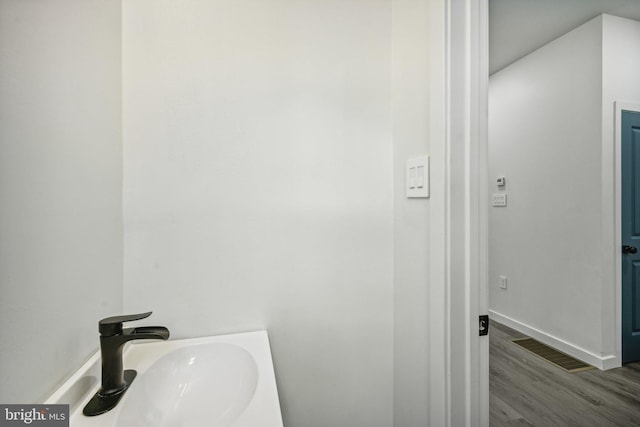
[83, 311, 170, 416]
[127, 326, 170, 341]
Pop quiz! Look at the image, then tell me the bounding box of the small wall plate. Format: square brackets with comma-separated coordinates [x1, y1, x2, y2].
[406, 156, 430, 198]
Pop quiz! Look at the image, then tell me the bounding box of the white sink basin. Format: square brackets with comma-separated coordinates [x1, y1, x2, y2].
[46, 331, 282, 427]
[118, 343, 258, 426]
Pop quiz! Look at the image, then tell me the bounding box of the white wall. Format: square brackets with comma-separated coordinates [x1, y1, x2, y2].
[0, 0, 465, 421]
[489, 17, 605, 360]
[122, 1, 393, 426]
[392, 0, 431, 425]
[0, 0, 123, 403]
[490, 15, 640, 366]
[601, 14, 640, 359]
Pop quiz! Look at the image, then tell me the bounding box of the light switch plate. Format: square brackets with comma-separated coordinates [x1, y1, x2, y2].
[492, 193, 507, 207]
[406, 156, 429, 198]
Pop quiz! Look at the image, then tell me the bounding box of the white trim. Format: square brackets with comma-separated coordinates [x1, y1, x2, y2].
[429, 0, 489, 425]
[615, 101, 640, 369]
[472, 1, 489, 426]
[489, 310, 618, 370]
[429, 0, 487, 424]
[427, 0, 450, 423]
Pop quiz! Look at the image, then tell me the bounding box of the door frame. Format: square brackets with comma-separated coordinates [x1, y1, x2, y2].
[615, 102, 640, 366]
[428, 0, 489, 425]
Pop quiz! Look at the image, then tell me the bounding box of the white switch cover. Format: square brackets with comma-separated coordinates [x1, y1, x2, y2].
[499, 275, 507, 289]
[492, 193, 507, 207]
[406, 156, 429, 198]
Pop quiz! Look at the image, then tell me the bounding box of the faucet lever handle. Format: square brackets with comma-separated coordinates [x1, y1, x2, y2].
[99, 311, 153, 336]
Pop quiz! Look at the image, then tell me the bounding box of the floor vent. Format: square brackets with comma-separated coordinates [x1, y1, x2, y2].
[512, 338, 594, 373]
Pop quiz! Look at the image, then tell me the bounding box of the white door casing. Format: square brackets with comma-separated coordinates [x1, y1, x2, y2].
[427, 0, 488, 425]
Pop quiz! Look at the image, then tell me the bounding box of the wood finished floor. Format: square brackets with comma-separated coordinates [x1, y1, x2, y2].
[490, 321, 640, 426]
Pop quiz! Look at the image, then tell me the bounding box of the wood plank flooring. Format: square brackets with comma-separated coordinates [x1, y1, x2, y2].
[490, 321, 640, 426]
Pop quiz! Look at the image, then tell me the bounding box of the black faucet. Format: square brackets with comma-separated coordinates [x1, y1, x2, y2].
[83, 311, 170, 416]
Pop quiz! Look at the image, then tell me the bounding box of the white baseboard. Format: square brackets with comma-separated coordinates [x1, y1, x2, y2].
[489, 310, 620, 370]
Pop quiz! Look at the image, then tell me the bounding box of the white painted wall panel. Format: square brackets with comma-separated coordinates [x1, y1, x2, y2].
[0, 0, 123, 403]
[489, 17, 604, 356]
[392, 0, 430, 425]
[122, 2, 393, 426]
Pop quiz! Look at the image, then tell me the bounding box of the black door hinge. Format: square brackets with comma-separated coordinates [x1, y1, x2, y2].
[479, 315, 489, 336]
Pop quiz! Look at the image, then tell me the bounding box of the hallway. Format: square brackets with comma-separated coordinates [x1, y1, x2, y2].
[490, 321, 640, 426]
